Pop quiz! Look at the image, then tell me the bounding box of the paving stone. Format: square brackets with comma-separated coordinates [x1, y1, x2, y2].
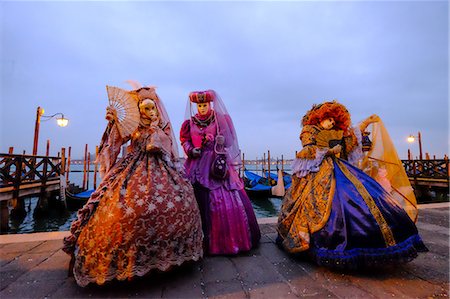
[49, 278, 112, 298]
[259, 234, 273, 244]
[247, 282, 298, 299]
[28, 240, 63, 253]
[402, 253, 449, 285]
[0, 278, 63, 299]
[259, 224, 277, 234]
[273, 261, 336, 298]
[418, 208, 449, 227]
[258, 241, 291, 264]
[204, 279, 246, 298]
[202, 256, 238, 283]
[1, 241, 43, 254]
[0, 252, 51, 288]
[0, 252, 18, 268]
[15, 249, 69, 282]
[161, 263, 205, 299]
[353, 264, 446, 297]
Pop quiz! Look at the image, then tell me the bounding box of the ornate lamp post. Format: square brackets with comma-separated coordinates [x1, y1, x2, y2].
[32, 106, 69, 156]
[407, 131, 423, 160]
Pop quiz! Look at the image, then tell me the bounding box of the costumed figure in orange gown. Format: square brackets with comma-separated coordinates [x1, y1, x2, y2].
[63, 83, 203, 286]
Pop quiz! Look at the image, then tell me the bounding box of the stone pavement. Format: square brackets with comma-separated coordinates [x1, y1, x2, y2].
[0, 203, 448, 298]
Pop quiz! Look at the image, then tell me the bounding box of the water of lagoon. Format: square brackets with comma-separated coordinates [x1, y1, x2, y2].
[6, 164, 284, 234]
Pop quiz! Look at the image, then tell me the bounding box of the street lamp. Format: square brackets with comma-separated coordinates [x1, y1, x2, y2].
[407, 131, 423, 160]
[32, 106, 69, 156]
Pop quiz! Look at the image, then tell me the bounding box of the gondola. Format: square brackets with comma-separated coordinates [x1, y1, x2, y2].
[243, 169, 290, 199]
[65, 188, 94, 211]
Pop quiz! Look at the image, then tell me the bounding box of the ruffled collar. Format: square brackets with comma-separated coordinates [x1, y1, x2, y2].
[192, 110, 215, 127]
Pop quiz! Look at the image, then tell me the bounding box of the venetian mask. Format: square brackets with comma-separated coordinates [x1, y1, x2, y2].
[139, 99, 159, 122]
[320, 117, 335, 130]
[197, 102, 211, 116]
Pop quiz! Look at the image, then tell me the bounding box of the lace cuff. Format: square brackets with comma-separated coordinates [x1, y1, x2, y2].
[291, 148, 328, 178]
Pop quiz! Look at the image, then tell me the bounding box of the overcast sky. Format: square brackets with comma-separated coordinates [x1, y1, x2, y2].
[1, 0, 448, 161]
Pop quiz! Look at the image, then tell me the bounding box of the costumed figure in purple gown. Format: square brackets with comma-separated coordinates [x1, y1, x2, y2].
[63, 83, 203, 287]
[277, 100, 427, 269]
[180, 90, 260, 255]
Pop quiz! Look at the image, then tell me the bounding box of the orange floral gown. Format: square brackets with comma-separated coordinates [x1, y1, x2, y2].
[63, 122, 203, 287]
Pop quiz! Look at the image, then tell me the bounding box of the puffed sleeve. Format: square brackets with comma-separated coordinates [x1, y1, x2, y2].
[180, 120, 194, 157]
[96, 122, 129, 178]
[291, 125, 329, 178]
[296, 125, 320, 160]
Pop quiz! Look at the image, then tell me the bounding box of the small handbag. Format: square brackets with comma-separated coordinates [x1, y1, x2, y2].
[210, 116, 228, 180]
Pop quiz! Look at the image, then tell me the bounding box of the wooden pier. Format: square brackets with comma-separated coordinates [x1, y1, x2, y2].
[0, 153, 65, 232]
[402, 159, 449, 188]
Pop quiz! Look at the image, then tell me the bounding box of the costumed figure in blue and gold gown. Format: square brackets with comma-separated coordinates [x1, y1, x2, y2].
[277, 101, 427, 269]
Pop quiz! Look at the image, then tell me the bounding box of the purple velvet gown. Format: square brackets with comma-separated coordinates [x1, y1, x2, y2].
[180, 112, 260, 255]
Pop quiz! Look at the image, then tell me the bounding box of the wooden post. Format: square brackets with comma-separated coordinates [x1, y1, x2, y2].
[268, 150, 271, 184]
[0, 201, 9, 232]
[242, 152, 245, 171]
[263, 153, 266, 178]
[46, 140, 50, 156]
[418, 131, 423, 160]
[86, 152, 91, 190]
[10, 155, 26, 219]
[61, 148, 66, 177]
[408, 149, 412, 160]
[66, 146, 72, 182]
[82, 144, 88, 190]
[8, 147, 14, 154]
[281, 154, 284, 172]
[93, 146, 99, 189]
[32, 106, 42, 156]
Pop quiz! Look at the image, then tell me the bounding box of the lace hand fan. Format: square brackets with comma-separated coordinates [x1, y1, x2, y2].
[106, 85, 140, 138]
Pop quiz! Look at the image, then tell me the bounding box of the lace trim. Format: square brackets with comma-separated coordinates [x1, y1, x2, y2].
[291, 148, 328, 178]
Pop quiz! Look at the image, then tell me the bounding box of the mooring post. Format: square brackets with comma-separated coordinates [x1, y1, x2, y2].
[0, 200, 9, 232]
[83, 144, 88, 190]
[66, 146, 72, 182]
[93, 146, 99, 189]
[86, 151, 91, 190]
[10, 155, 26, 219]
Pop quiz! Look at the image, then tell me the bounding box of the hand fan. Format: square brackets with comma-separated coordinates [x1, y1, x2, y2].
[106, 85, 140, 138]
[315, 129, 343, 147]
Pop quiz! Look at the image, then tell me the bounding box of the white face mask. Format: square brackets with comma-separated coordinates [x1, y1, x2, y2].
[320, 117, 335, 130]
[139, 99, 159, 122]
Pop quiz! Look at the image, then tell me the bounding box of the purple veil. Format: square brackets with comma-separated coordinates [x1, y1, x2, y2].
[185, 90, 242, 169]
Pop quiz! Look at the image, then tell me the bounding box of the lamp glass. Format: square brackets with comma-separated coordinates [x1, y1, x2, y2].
[57, 117, 69, 127]
[407, 135, 415, 143]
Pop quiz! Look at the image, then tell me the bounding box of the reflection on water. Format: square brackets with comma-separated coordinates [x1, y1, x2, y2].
[8, 197, 78, 234]
[251, 197, 282, 218]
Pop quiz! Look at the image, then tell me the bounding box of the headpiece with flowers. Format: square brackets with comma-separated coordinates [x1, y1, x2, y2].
[302, 100, 351, 131]
[134, 87, 158, 102]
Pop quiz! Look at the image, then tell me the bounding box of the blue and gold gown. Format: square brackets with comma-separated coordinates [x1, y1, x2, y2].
[277, 125, 427, 269]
